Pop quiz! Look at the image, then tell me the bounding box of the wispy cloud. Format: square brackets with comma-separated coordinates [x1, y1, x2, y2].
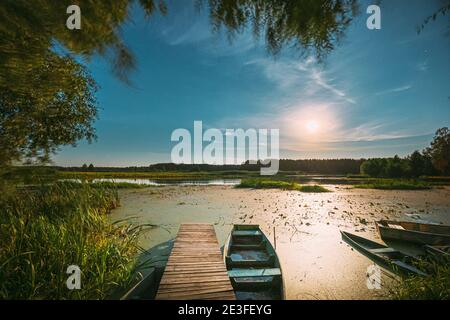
[310, 69, 356, 104]
[245, 57, 356, 105]
[155, 2, 258, 56]
[375, 85, 412, 96]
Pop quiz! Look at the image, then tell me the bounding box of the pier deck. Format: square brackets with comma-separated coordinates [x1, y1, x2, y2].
[155, 223, 235, 300]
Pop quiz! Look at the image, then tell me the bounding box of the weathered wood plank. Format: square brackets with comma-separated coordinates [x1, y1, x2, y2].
[155, 224, 235, 300]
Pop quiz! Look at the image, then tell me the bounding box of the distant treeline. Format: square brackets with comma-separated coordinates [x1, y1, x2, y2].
[58, 159, 363, 175]
[9, 128, 448, 178]
[361, 128, 449, 178]
[361, 153, 437, 178]
[277, 159, 362, 174]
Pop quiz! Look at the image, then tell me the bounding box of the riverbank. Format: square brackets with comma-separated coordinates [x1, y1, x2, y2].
[58, 171, 450, 189]
[110, 185, 450, 299]
[0, 182, 139, 299]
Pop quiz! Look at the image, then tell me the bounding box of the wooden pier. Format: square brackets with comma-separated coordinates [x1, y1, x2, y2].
[155, 223, 236, 300]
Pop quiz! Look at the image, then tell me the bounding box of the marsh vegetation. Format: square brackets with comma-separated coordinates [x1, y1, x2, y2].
[354, 180, 432, 190]
[237, 178, 331, 193]
[389, 257, 450, 300]
[0, 182, 140, 299]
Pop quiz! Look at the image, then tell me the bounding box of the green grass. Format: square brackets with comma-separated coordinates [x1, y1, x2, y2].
[354, 179, 432, 190]
[0, 181, 140, 299]
[346, 174, 370, 179]
[389, 258, 450, 300]
[86, 181, 151, 189]
[298, 185, 331, 193]
[237, 178, 331, 193]
[58, 170, 260, 180]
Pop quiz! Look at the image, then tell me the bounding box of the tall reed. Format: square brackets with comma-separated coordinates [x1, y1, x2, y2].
[0, 181, 139, 299]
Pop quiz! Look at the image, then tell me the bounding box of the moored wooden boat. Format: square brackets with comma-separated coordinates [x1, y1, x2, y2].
[224, 225, 284, 300]
[340, 231, 427, 277]
[376, 220, 450, 245]
[120, 239, 174, 300]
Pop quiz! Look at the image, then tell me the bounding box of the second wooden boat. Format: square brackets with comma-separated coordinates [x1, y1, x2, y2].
[341, 231, 427, 277]
[120, 239, 174, 300]
[224, 225, 284, 300]
[376, 220, 450, 245]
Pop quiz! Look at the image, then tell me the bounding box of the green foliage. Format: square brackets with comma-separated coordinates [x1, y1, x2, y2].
[424, 127, 450, 175]
[237, 178, 293, 189]
[0, 0, 167, 89]
[360, 158, 387, 177]
[409, 151, 425, 176]
[360, 156, 412, 178]
[204, 0, 359, 60]
[298, 185, 331, 193]
[60, 159, 363, 175]
[0, 182, 139, 299]
[354, 179, 431, 190]
[0, 53, 98, 165]
[278, 159, 362, 174]
[87, 181, 151, 189]
[59, 170, 259, 180]
[389, 258, 450, 300]
[0, 0, 167, 165]
[361, 128, 449, 178]
[0, 166, 59, 185]
[417, 2, 450, 35]
[237, 178, 330, 192]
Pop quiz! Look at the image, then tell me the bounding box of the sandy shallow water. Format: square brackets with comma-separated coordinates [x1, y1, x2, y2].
[110, 185, 450, 300]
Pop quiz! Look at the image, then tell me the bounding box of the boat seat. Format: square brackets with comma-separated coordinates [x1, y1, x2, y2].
[231, 243, 265, 250]
[233, 230, 262, 237]
[369, 248, 398, 254]
[231, 275, 277, 291]
[226, 254, 275, 268]
[228, 268, 281, 278]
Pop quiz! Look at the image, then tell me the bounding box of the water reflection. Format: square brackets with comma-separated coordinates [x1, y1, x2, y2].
[91, 178, 241, 186]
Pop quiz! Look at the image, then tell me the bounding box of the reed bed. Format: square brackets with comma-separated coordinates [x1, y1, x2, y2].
[389, 258, 450, 300]
[354, 179, 432, 190]
[237, 178, 331, 192]
[0, 181, 139, 299]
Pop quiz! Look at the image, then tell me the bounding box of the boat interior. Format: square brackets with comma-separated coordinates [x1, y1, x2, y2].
[341, 231, 427, 276]
[225, 226, 283, 300]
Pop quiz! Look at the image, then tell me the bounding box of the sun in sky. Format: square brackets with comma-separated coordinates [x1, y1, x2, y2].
[305, 120, 319, 134]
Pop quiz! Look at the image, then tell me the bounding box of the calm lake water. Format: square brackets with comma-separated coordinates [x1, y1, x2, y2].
[109, 185, 450, 300]
[91, 178, 241, 186]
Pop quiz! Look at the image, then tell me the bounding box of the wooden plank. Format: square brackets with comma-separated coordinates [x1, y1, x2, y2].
[164, 266, 227, 272]
[158, 280, 232, 290]
[163, 269, 229, 275]
[155, 224, 235, 300]
[159, 275, 231, 285]
[158, 283, 234, 293]
[156, 289, 235, 300]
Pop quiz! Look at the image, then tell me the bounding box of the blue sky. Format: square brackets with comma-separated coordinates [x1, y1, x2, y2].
[54, 0, 450, 166]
